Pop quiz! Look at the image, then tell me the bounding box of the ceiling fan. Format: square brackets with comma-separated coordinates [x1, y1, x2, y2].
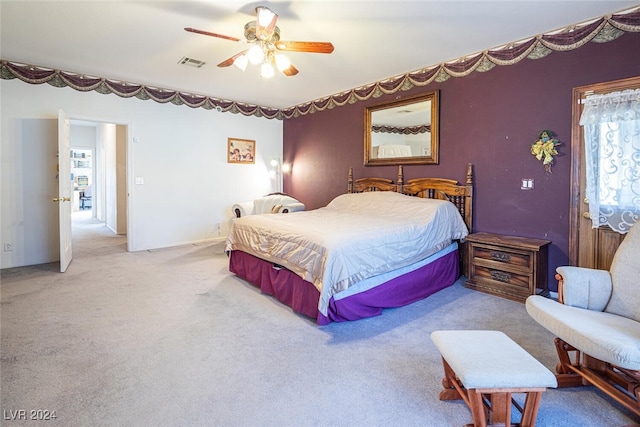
[185, 6, 334, 78]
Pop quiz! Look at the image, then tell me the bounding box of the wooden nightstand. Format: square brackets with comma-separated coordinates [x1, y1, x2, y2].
[465, 232, 551, 303]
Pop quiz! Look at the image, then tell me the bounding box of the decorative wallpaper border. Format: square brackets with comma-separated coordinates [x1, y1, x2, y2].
[282, 7, 640, 119]
[372, 125, 430, 135]
[2, 6, 639, 121]
[0, 60, 283, 119]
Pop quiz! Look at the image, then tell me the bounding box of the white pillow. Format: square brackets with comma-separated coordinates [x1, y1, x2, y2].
[326, 191, 446, 217]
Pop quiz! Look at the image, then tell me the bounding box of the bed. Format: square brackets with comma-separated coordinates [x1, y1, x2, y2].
[226, 163, 474, 325]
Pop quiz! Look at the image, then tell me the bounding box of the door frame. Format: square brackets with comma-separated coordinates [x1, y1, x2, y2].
[569, 75, 640, 265]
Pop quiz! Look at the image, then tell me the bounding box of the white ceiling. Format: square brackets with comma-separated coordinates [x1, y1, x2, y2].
[2, 1, 639, 109]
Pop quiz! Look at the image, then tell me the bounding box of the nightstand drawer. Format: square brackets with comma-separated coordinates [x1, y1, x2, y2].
[470, 264, 531, 290]
[471, 246, 532, 270]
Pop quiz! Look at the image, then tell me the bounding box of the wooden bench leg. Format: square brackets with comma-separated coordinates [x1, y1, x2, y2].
[466, 390, 542, 427]
[520, 391, 543, 427]
[439, 358, 467, 402]
[489, 392, 511, 426]
[437, 357, 547, 427]
[468, 389, 488, 427]
[467, 390, 512, 427]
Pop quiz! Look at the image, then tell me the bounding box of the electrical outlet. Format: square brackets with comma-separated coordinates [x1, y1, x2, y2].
[4, 243, 13, 252]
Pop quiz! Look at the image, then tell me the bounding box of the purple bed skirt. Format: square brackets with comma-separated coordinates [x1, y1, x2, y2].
[229, 248, 459, 325]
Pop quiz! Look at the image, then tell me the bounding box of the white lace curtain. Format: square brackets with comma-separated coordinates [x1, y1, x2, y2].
[579, 89, 640, 234]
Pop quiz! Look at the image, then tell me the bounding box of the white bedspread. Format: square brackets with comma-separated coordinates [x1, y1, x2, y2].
[226, 191, 469, 316]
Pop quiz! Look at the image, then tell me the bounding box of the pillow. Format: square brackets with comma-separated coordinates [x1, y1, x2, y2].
[271, 204, 282, 214]
[326, 191, 442, 216]
[326, 191, 405, 213]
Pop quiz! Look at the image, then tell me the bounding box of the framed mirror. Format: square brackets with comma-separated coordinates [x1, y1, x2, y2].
[364, 91, 439, 166]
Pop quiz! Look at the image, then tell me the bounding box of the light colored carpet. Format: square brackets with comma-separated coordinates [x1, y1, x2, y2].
[1, 214, 638, 426]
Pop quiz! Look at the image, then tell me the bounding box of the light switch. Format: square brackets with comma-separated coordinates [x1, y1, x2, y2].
[135, 176, 144, 185]
[521, 178, 534, 190]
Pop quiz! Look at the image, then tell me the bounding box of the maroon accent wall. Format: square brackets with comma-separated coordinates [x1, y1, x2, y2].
[283, 32, 640, 291]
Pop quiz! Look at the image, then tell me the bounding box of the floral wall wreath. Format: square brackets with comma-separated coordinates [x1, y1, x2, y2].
[531, 130, 561, 173]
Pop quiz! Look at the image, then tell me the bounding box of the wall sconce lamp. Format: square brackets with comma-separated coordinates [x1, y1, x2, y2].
[270, 158, 282, 193]
[269, 158, 291, 193]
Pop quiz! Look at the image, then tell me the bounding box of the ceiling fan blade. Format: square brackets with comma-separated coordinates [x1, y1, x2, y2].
[282, 64, 299, 77]
[275, 41, 334, 54]
[255, 6, 278, 41]
[184, 27, 242, 43]
[217, 50, 249, 68]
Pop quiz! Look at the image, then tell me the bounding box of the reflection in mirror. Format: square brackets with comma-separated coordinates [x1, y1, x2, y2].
[365, 91, 439, 166]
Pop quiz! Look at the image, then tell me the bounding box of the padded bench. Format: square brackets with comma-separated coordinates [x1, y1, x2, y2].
[431, 330, 557, 427]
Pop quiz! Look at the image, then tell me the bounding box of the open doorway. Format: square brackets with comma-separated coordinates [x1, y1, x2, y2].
[69, 120, 128, 258]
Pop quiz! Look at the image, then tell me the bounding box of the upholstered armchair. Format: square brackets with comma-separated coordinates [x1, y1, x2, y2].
[232, 193, 305, 218]
[526, 222, 640, 417]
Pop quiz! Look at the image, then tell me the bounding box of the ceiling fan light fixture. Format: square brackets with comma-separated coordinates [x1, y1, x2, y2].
[256, 6, 277, 28]
[260, 62, 275, 79]
[247, 44, 264, 65]
[233, 54, 248, 71]
[275, 53, 291, 72]
[186, 6, 333, 79]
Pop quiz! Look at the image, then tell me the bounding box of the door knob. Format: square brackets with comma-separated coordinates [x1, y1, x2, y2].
[52, 197, 71, 202]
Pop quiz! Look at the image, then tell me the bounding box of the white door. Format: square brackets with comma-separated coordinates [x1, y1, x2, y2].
[57, 109, 73, 272]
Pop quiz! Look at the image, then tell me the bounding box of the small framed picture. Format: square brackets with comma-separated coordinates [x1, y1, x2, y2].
[227, 138, 255, 164]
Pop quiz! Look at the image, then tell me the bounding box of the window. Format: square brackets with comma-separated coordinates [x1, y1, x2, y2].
[580, 89, 640, 233]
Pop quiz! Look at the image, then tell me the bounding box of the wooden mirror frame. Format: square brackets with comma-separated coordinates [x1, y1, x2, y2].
[364, 91, 439, 166]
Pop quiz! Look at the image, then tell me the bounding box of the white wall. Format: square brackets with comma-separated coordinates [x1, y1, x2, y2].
[1, 118, 60, 266]
[1, 79, 283, 268]
[71, 125, 97, 148]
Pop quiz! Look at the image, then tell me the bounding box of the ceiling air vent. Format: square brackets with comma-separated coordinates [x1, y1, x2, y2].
[178, 57, 206, 68]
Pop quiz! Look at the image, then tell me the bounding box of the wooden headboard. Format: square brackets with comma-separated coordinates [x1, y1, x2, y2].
[348, 163, 474, 277]
[347, 163, 474, 234]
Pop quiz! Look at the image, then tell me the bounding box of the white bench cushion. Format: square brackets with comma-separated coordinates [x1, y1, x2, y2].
[431, 330, 557, 389]
[526, 295, 640, 370]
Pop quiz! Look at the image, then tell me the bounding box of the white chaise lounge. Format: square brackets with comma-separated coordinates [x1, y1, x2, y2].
[232, 193, 305, 218]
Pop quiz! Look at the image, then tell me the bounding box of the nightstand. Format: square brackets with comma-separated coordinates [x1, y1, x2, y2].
[465, 232, 551, 303]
